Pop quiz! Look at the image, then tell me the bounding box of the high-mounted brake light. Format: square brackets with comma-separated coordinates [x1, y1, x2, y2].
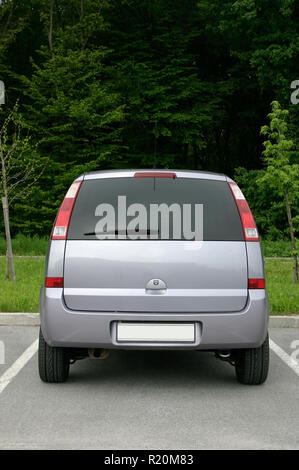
[51, 181, 82, 240]
[45, 277, 64, 288]
[228, 182, 259, 241]
[134, 172, 177, 179]
[248, 278, 265, 289]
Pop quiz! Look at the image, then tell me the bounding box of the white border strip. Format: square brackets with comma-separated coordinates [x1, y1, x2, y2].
[270, 338, 299, 377]
[0, 339, 38, 394]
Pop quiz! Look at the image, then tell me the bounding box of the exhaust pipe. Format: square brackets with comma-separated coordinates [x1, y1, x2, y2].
[215, 350, 232, 362]
[88, 348, 110, 360]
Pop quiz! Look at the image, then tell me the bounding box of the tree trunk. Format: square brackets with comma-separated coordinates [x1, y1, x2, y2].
[285, 189, 298, 282]
[0, 136, 15, 280]
[6, 248, 9, 279]
[1, 196, 15, 281]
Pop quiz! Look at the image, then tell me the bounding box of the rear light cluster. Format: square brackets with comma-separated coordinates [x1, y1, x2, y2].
[45, 277, 64, 288]
[228, 182, 259, 242]
[248, 278, 265, 289]
[51, 181, 82, 240]
[229, 182, 264, 289]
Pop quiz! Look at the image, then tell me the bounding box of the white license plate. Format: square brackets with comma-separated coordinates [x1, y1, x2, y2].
[116, 322, 195, 343]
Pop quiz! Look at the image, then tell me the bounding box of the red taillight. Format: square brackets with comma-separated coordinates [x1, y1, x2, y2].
[228, 182, 259, 241]
[248, 278, 265, 289]
[51, 181, 82, 240]
[45, 277, 64, 288]
[134, 172, 177, 179]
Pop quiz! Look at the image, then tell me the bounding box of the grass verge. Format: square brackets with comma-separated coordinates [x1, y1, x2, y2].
[0, 236, 294, 257]
[0, 257, 298, 314]
[264, 259, 299, 315]
[0, 234, 48, 256]
[0, 257, 45, 312]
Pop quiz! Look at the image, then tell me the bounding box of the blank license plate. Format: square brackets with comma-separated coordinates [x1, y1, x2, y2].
[116, 322, 195, 343]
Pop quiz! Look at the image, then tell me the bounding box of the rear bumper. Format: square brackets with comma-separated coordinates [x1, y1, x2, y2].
[40, 288, 269, 350]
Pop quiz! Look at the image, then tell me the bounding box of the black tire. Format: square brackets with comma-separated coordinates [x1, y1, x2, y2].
[234, 333, 269, 385]
[38, 328, 70, 383]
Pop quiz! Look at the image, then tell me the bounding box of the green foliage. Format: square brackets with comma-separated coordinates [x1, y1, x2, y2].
[261, 239, 292, 257]
[258, 101, 299, 210]
[235, 165, 298, 240]
[0, 101, 44, 245]
[14, 4, 125, 234]
[234, 167, 289, 239]
[0, 234, 48, 256]
[258, 101, 299, 250]
[0, 0, 298, 236]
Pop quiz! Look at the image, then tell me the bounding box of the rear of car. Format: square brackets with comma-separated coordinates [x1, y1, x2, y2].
[39, 170, 269, 384]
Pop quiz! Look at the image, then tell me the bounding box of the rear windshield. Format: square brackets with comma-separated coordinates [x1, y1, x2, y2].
[67, 177, 244, 241]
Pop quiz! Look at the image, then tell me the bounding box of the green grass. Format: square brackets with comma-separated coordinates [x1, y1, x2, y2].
[0, 257, 298, 314]
[0, 236, 293, 257]
[264, 259, 299, 315]
[0, 257, 45, 312]
[0, 234, 49, 256]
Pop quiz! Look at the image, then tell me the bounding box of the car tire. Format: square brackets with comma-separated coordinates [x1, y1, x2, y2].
[234, 333, 269, 385]
[38, 328, 70, 383]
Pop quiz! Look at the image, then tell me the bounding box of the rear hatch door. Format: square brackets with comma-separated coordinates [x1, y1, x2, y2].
[63, 175, 248, 313]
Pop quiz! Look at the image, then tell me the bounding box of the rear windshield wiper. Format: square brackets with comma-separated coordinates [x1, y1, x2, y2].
[83, 229, 160, 236]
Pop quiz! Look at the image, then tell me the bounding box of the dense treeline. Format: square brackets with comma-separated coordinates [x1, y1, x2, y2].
[0, 0, 298, 237]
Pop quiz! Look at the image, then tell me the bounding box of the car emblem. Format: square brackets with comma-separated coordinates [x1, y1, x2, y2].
[146, 279, 167, 290]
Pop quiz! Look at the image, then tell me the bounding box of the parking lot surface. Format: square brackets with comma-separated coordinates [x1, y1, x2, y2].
[0, 326, 298, 450]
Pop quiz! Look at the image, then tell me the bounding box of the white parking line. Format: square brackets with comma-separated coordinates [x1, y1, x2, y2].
[0, 337, 297, 395]
[270, 338, 299, 377]
[0, 339, 38, 394]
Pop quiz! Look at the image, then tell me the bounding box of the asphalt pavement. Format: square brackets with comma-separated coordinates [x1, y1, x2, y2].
[0, 326, 298, 450]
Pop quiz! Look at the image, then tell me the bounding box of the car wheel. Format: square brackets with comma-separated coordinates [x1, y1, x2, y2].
[38, 328, 70, 383]
[234, 333, 269, 385]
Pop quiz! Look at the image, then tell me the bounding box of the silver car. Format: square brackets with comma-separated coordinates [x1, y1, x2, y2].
[39, 170, 269, 384]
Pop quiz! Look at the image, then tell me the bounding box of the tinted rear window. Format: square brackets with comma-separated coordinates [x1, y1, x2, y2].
[67, 177, 244, 241]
